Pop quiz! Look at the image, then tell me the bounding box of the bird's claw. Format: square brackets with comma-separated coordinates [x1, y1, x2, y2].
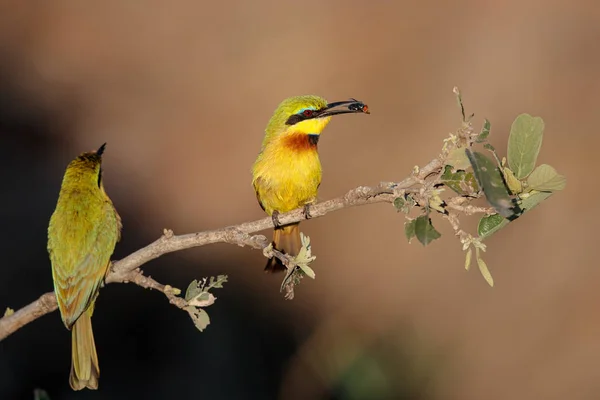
[303, 204, 313, 220]
[272, 211, 282, 228]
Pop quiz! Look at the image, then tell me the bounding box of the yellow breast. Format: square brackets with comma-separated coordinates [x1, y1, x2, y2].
[252, 132, 322, 215]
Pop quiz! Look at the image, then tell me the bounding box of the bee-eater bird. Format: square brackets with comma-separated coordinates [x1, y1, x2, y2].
[48, 143, 122, 390]
[252, 95, 369, 272]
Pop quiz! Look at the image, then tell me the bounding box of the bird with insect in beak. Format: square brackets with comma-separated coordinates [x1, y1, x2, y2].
[48, 143, 122, 390]
[252, 95, 370, 272]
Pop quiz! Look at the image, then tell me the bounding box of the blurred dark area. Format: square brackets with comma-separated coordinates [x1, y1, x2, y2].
[0, 75, 302, 400]
[1, 1, 599, 399]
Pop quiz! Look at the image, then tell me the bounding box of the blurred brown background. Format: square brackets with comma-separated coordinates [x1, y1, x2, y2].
[0, 1, 596, 399]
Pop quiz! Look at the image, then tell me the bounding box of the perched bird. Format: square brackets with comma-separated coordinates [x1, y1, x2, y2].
[252, 95, 369, 272]
[48, 143, 122, 390]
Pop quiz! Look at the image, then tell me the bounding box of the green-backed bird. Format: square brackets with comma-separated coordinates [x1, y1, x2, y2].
[252, 95, 369, 272]
[48, 143, 122, 390]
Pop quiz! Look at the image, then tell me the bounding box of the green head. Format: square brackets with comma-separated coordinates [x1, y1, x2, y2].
[263, 95, 369, 145]
[61, 143, 107, 193]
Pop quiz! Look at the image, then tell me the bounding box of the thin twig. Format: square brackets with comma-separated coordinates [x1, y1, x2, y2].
[122, 269, 188, 309]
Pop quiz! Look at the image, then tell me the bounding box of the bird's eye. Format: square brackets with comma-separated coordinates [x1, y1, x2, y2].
[303, 109, 313, 117]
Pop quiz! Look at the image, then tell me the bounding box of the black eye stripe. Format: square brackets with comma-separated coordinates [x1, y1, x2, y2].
[285, 109, 323, 125]
[285, 114, 305, 125]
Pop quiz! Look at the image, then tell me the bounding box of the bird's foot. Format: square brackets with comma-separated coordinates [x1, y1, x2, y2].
[303, 203, 313, 220]
[272, 211, 282, 228]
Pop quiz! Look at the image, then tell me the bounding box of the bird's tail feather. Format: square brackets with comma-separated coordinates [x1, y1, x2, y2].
[69, 309, 100, 390]
[265, 223, 301, 273]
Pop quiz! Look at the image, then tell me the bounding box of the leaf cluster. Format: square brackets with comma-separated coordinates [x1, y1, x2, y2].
[183, 275, 228, 332]
[394, 90, 565, 286]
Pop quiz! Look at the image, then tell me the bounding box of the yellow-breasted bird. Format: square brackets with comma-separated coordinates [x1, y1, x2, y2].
[48, 143, 122, 390]
[252, 95, 369, 272]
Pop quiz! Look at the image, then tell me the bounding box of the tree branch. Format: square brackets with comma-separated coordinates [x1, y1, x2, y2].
[0, 90, 564, 358]
[0, 158, 443, 341]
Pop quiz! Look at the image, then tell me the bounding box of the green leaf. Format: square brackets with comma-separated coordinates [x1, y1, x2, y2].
[526, 164, 566, 191]
[298, 263, 316, 279]
[502, 167, 523, 194]
[476, 119, 491, 143]
[192, 309, 211, 332]
[394, 195, 415, 214]
[520, 190, 553, 212]
[290, 232, 317, 280]
[185, 276, 227, 302]
[483, 143, 496, 152]
[429, 189, 446, 214]
[441, 165, 479, 195]
[393, 197, 404, 211]
[404, 219, 416, 243]
[184, 279, 201, 301]
[186, 306, 211, 332]
[477, 191, 555, 240]
[414, 216, 441, 246]
[477, 255, 494, 287]
[507, 114, 545, 179]
[207, 275, 228, 290]
[297, 233, 317, 264]
[478, 214, 509, 239]
[3, 307, 14, 317]
[197, 292, 211, 302]
[446, 148, 472, 170]
[466, 149, 520, 219]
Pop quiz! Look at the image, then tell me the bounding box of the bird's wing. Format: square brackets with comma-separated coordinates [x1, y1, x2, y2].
[253, 176, 267, 212]
[49, 201, 120, 328]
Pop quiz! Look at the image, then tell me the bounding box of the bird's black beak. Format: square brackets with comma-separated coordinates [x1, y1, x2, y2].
[96, 143, 107, 157]
[317, 99, 370, 117]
